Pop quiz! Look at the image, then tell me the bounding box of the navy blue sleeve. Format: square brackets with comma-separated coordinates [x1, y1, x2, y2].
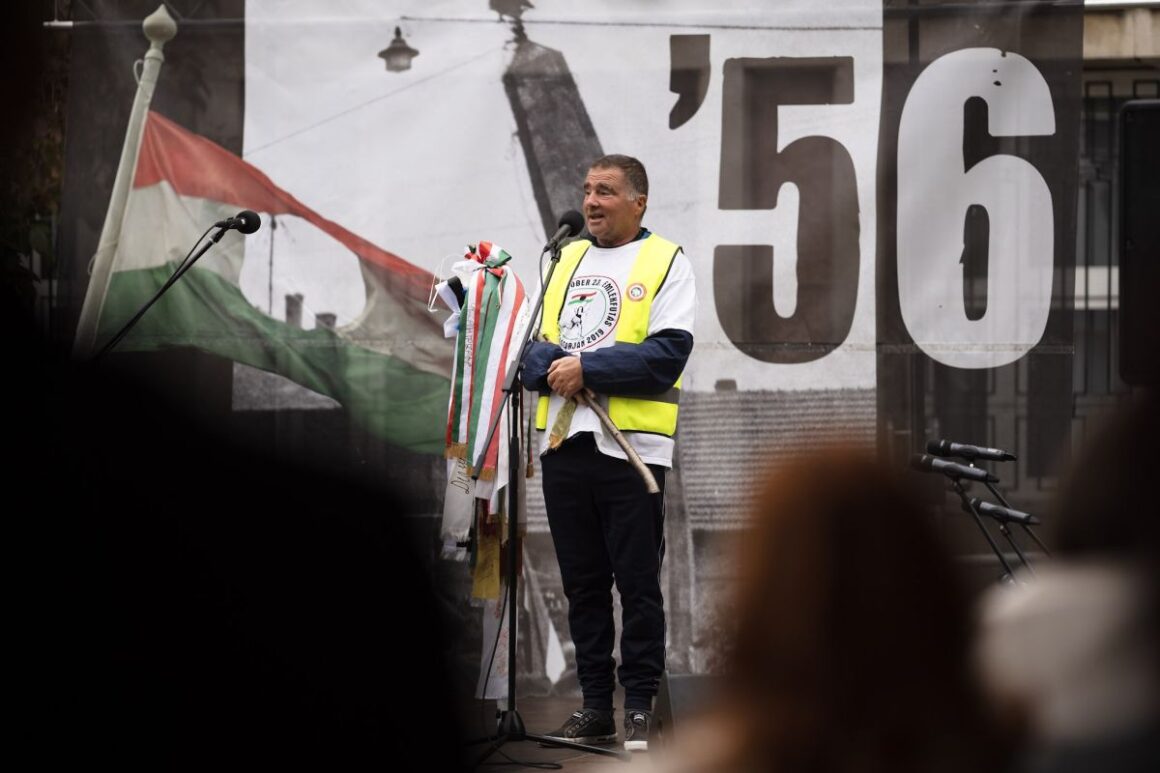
[520, 340, 567, 391]
[579, 329, 693, 395]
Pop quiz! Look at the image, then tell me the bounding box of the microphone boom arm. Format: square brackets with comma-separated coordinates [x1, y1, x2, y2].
[93, 224, 219, 360]
[92, 213, 262, 361]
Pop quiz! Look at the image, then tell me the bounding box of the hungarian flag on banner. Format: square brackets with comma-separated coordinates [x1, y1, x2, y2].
[82, 110, 453, 453]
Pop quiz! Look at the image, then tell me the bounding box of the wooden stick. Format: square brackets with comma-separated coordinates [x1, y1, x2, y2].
[534, 335, 659, 494]
[574, 390, 660, 494]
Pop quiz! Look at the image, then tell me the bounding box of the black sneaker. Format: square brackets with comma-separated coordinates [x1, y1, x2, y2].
[623, 709, 651, 752]
[541, 708, 617, 745]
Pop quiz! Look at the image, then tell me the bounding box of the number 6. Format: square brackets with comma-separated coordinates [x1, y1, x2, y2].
[898, 48, 1055, 369]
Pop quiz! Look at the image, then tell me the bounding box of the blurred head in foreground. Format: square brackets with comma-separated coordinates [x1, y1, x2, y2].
[664, 447, 1017, 773]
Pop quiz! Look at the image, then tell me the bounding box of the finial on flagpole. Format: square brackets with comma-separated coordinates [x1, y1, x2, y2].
[143, 4, 177, 49]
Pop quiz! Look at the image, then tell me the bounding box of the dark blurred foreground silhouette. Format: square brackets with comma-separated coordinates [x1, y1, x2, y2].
[7, 305, 468, 770]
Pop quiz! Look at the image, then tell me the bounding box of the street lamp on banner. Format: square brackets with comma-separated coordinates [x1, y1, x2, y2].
[378, 26, 419, 73]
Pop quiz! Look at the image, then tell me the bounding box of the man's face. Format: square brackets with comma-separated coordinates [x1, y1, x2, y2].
[583, 166, 646, 248]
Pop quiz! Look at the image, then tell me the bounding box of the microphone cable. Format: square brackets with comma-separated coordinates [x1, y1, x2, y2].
[94, 222, 217, 360]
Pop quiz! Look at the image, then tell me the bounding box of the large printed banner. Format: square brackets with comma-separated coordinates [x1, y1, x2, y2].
[64, 0, 1081, 446]
[242, 0, 884, 393]
[60, 0, 1082, 686]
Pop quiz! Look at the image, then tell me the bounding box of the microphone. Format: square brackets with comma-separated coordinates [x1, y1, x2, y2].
[926, 439, 1016, 462]
[910, 453, 999, 483]
[214, 210, 262, 234]
[967, 497, 1040, 527]
[543, 210, 585, 253]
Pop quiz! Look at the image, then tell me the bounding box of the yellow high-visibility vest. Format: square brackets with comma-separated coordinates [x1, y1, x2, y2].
[536, 233, 683, 436]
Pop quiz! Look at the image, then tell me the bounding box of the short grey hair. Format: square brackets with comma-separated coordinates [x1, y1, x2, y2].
[590, 154, 649, 200]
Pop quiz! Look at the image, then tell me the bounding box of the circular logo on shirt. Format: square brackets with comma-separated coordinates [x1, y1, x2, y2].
[559, 275, 620, 351]
[627, 282, 647, 302]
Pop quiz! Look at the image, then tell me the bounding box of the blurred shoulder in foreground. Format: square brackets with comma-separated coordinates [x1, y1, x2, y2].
[977, 391, 1160, 773]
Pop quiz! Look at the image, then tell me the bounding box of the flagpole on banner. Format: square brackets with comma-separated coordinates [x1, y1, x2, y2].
[73, 5, 177, 359]
[466, 217, 632, 766]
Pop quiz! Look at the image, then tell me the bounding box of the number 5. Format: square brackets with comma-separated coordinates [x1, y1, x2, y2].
[714, 56, 859, 364]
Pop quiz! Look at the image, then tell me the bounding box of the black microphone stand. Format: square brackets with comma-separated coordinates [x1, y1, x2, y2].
[93, 222, 232, 361]
[465, 234, 631, 766]
[947, 477, 1021, 585]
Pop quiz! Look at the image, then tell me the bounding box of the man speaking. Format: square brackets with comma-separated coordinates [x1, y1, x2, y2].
[522, 154, 697, 753]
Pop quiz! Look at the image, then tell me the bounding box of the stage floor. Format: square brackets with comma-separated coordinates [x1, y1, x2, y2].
[458, 694, 658, 771]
